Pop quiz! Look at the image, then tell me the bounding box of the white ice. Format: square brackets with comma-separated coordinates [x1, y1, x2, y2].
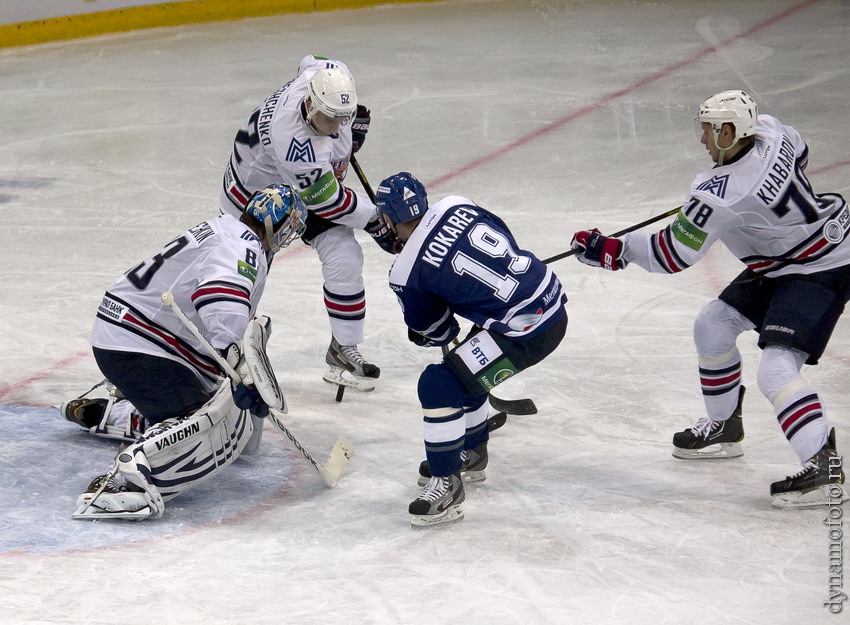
[1, 1, 849, 623]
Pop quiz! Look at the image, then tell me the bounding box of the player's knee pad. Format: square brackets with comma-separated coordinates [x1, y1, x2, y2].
[418, 363, 468, 410]
[693, 299, 753, 358]
[757, 345, 808, 404]
[116, 383, 254, 504]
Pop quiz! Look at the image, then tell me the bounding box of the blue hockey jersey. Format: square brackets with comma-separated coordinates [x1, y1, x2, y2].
[388, 195, 566, 343]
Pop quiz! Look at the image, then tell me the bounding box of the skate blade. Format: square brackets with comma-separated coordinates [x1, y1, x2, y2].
[771, 484, 849, 509]
[672, 442, 743, 460]
[410, 503, 464, 528]
[322, 367, 376, 392]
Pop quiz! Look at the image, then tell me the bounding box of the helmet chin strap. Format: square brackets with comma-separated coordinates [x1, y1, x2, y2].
[712, 126, 740, 167]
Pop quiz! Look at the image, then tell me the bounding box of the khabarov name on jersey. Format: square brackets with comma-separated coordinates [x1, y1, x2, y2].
[756, 134, 796, 206]
[421, 207, 479, 269]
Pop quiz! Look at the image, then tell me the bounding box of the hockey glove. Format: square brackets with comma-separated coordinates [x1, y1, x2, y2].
[365, 217, 401, 254]
[233, 383, 269, 418]
[407, 318, 460, 348]
[570, 229, 628, 271]
[351, 105, 370, 153]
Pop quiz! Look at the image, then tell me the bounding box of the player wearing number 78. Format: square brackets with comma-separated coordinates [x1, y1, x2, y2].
[376, 172, 567, 527]
[570, 90, 850, 507]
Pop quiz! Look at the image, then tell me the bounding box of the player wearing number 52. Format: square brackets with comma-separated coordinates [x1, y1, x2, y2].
[376, 172, 567, 527]
[571, 90, 850, 508]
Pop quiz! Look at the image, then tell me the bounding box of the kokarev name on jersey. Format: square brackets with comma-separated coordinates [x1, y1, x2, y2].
[421, 207, 480, 269]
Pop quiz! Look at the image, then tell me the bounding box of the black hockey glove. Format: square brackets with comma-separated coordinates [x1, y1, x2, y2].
[232, 382, 269, 418]
[351, 105, 370, 153]
[365, 217, 401, 254]
[570, 228, 628, 271]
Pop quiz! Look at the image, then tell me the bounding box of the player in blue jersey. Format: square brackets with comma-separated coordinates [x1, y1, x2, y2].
[571, 90, 848, 508]
[375, 172, 568, 527]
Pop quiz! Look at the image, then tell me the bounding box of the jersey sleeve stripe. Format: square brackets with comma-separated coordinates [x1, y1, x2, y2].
[312, 187, 356, 220]
[191, 281, 251, 310]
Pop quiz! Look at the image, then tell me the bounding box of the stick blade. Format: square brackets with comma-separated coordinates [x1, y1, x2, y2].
[319, 437, 354, 487]
[489, 394, 537, 416]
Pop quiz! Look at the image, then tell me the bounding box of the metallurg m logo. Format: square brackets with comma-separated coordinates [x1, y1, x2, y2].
[697, 174, 730, 199]
[286, 137, 316, 163]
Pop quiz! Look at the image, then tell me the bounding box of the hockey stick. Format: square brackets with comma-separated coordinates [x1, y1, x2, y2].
[541, 205, 682, 264]
[160, 292, 353, 487]
[350, 154, 376, 202]
[440, 339, 537, 422]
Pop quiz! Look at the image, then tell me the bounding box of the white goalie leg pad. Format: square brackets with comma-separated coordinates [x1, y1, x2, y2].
[116, 383, 255, 504]
[243, 315, 286, 413]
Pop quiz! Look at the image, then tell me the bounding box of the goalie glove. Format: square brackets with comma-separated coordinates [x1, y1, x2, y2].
[351, 104, 370, 153]
[365, 216, 401, 254]
[570, 229, 628, 271]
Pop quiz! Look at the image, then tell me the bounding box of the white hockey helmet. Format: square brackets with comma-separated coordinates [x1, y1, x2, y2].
[697, 90, 758, 146]
[305, 66, 357, 124]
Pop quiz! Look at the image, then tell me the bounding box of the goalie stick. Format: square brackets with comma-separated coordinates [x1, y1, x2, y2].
[160, 291, 353, 488]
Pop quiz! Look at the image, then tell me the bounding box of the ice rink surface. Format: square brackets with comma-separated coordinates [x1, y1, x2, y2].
[2, 0, 849, 623]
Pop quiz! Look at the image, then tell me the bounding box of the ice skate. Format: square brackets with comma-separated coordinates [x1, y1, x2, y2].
[72, 472, 154, 520]
[418, 442, 488, 486]
[672, 387, 745, 459]
[409, 472, 465, 528]
[770, 428, 848, 508]
[58, 381, 145, 442]
[322, 337, 380, 392]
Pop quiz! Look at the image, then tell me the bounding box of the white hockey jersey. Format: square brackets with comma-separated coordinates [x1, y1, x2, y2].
[90, 214, 268, 392]
[220, 55, 374, 230]
[624, 114, 850, 277]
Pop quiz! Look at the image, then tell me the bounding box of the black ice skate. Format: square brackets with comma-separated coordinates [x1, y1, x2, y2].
[418, 442, 488, 486]
[770, 428, 848, 508]
[672, 386, 745, 459]
[61, 397, 109, 428]
[322, 337, 380, 392]
[409, 472, 465, 528]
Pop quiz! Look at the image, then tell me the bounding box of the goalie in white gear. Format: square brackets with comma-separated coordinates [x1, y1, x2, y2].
[220, 54, 397, 394]
[570, 90, 849, 508]
[63, 184, 307, 519]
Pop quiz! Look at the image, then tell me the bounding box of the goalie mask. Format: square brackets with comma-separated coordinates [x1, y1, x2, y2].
[245, 184, 307, 254]
[305, 66, 357, 131]
[375, 172, 428, 226]
[696, 90, 758, 149]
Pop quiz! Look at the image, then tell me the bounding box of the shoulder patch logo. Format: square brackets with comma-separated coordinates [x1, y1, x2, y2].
[286, 137, 315, 163]
[696, 174, 730, 199]
[237, 260, 257, 283]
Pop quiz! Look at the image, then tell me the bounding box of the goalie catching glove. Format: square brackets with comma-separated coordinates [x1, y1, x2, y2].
[570, 229, 628, 271]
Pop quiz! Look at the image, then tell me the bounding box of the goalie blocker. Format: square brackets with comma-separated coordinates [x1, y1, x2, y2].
[73, 316, 282, 520]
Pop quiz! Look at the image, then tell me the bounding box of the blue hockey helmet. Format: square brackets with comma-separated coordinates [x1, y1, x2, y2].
[245, 184, 308, 253]
[375, 172, 428, 225]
